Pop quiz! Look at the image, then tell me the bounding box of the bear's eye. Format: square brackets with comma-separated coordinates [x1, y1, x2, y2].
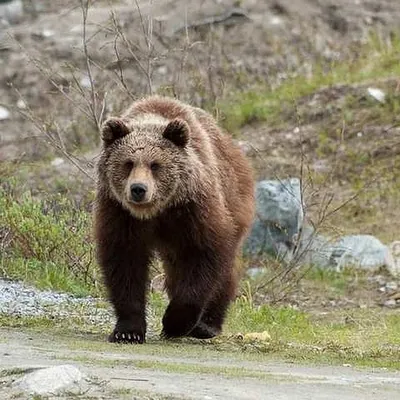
[150, 162, 160, 172]
[124, 161, 134, 170]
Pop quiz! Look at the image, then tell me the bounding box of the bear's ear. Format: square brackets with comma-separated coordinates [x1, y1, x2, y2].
[101, 118, 130, 145]
[163, 119, 189, 148]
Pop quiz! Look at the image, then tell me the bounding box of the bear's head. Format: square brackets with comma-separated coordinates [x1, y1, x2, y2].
[101, 117, 191, 219]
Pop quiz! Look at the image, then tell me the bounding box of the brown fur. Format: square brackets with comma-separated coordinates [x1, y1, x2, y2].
[94, 96, 255, 343]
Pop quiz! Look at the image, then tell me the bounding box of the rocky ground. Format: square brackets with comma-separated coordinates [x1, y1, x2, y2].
[0, 278, 113, 323]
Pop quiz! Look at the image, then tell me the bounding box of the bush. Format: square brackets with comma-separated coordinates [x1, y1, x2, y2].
[0, 182, 102, 297]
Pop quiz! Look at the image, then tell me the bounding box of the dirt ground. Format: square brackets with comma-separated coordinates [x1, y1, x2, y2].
[2, 0, 400, 160]
[1, 328, 400, 400]
[2, 0, 400, 240]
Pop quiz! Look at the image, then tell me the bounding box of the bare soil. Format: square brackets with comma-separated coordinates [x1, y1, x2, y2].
[2, 0, 400, 159]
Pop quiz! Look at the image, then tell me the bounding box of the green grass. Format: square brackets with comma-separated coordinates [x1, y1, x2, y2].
[218, 31, 400, 132]
[1, 292, 399, 369]
[0, 178, 101, 297]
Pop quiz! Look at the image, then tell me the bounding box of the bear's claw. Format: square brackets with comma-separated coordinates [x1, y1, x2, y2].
[109, 330, 144, 344]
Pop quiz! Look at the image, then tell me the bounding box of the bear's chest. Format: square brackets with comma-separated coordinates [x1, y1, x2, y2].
[153, 203, 201, 250]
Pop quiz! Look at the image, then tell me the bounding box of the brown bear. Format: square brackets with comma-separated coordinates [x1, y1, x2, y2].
[94, 95, 255, 344]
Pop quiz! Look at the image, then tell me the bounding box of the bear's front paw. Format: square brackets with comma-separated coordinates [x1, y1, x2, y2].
[108, 320, 145, 344]
[189, 321, 220, 339]
[162, 302, 202, 338]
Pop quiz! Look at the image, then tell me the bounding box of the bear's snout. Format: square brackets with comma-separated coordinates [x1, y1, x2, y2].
[130, 183, 148, 203]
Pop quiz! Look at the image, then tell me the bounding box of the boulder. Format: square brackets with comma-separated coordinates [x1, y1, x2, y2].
[0, 0, 23, 25]
[293, 225, 334, 268]
[296, 231, 398, 275]
[329, 235, 394, 272]
[244, 178, 303, 259]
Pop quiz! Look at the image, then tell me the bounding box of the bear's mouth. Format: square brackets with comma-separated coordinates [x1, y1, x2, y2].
[124, 200, 159, 220]
[130, 201, 153, 208]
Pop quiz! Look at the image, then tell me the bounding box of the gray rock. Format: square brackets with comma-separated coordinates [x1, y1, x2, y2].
[385, 282, 398, 292]
[389, 241, 400, 276]
[244, 178, 303, 259]
[0, 0, 23, 24]
[383, 299, 397, 308]
[330, 235, 394, 272]
[294, 225, 334, 268]
[367, 87, 385, 103]
[14, 365, 85, 395]
[0, 105, 10, 121]
[296, 232, 397, 274]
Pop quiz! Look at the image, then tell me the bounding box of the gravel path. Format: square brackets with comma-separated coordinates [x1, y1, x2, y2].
[1, 279, 400, 399]
[0, 329, 400, 400]
[0, 279, 113, 325]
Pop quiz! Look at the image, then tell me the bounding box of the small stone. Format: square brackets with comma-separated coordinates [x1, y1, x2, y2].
[0, 105, 10, 120]
[367, 87, 385, 103]
[32, 29, 54, 39]
[385, 282, 398, 292]
[270, 16, 283, 25]
[17, 99, 27, 109]
[42, 29, 54, 38]
[383, 299, 396, 308]
[357, 131, 363, 137]
[80, 75, 92, 88]
[51, 157, 64, 167]
[157, 65, 168, 75]
[14, 365, 85, 395]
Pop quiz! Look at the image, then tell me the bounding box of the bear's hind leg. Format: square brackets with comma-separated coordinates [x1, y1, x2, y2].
[161, 250, 221, 339]
[189, 273, 236, 339]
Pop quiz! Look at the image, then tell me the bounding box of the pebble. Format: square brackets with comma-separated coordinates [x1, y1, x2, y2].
[51, 157, 65, 167]
[0, 105, 10, 120]
[383, 299, 397, 308]
[16, 99, 27, 109]
[80, 75, 92, 88]
[385, 281, 398, 292]
[367, 87, 385, 103]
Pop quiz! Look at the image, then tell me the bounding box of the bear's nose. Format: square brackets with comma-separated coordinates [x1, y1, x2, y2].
[130, 183, 148, 202]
